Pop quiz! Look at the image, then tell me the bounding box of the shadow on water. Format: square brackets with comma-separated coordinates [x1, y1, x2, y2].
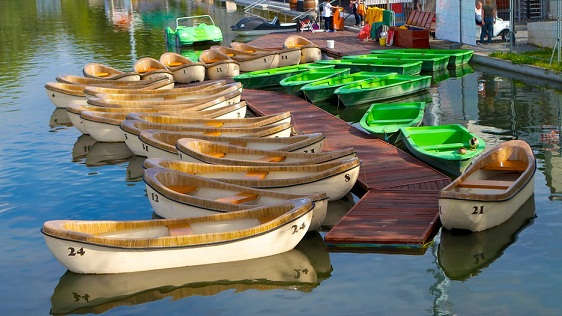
[50, 231, 330, 315]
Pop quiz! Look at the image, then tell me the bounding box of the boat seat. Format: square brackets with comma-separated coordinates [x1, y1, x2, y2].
[204, 121, 224, 127]
[168, 224, 193, 236]
[94, 72, 110, 77]
[419, 143, 466, 151]
[167, 185, 198, 194]
[166, 62, 183, 67]
[206, 152, 226, 158]
[203, 131, 222, 136]
[215, 192, 259, 204]
[244, 171, 269, 180]
[138, 67, 159, 73]
[367, 118, 412, 124]
[228, 141, 247, 147]
[256, 155, 286, 162]
[457, 179, 513, 190]
[482, 160, 527, 172]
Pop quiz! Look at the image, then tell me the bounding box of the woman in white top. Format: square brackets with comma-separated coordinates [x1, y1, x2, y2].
[320, 0, 333, 32]
[475, 1, 483, 26]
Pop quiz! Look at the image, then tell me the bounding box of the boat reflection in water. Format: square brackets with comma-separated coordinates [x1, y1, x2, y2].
[437, 196, 536, 281]
[84, 142, 133, 166]
[448, 63, 474, 78]
[50, 231, 331, 315]
[72, 135, 97, 162]
[50, 108, 73, 128]
[126, 155, 146, 182]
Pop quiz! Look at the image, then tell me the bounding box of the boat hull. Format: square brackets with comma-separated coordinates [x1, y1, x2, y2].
[439, 176, 535, 232]
[370, 49, 473, 67]
[359, 102, 426, 143]
[335, 75, 431, 107]
[301, 72, 392, 103]
[315, 59, 423, 75]
[397, 124, 486, 176]
[43, 204, 313, 274]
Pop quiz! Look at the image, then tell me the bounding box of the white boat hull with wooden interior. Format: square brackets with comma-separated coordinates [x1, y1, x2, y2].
[138, 130, 323, 159]
[66, 98, 236, 135]
[176, 138, 356, 166]
[83, 63, 141, 81]
[45, 82, 88, 109]
[144, 157, 361, 201]
[160, 52, 206, 84]
[438, 140, 537, 232]
[81, 102, 247, 142]
[283, 35, 322, 64]
[42, 199, 313, 274]
[231, 42, 301, 67]
[199, 49, 240, 80]
[133, 57, 174, 81]
[144, 168, 327, 230]
[121, 121, 293, 156]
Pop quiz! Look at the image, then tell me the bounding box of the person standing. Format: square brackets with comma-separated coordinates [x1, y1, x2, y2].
[480, 0, 496, 44]
[350, 0, 361, 27]
[320, 0, 333, 32]
[475, 1, 483, 26]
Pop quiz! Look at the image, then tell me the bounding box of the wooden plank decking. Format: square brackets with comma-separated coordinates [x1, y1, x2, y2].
[243, 89, 451, 253]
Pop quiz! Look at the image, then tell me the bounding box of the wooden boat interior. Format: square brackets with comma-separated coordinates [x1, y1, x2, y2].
[42, 199, 312, 248]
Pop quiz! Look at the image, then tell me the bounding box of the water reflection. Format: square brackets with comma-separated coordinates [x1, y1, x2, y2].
[437, 196, 536, 281]
[49, 108, 73, 128]
[84, 142, 134, 166]
[50, 231, 330, 315]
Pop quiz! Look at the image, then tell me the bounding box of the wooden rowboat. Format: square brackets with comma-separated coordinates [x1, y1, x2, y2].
[283, 35, 321, 64]
[232, 63, 334, 89]
[86, 80, 233, 100]
[199, 50, 240, 80]
[127, 111, 291, 129]
[438, 196, 535, 280]
[359, 102, 426, 143]
[138, 130, 324, 159]
[314, 59, 423, 75]
[45, 82, 88, 108]
[159, 52, 206, 84]
[342, 53, 450, 72]
[279, 68, 351, 95]
[120, 121, 293, 156]
[133, 57, 174, 81]
[42, 198, 314, 274]
[334, 74, 432, 107]
[143, 157, 360, 201]
[438, 140, 536, 232]
[56, 75, 174, 89]
[370, 49, 473, 67]
[81, 102, 247, 142]
[300, 71, 393, 103]
[176, 138, 356, 166]
[212, 46, 279, 72]
[83, 62, 141, 81]
[397, 124, 486, 176]
[50, 248, 318, 314]
[230, 42, 301, 67]
[66, 97, 233, 134]
[143, 167, 327, 230]
[82, 79, 223, 97]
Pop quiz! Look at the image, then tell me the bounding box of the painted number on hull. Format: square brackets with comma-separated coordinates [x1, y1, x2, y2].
[150, 193, 159, 203]
[472, 205, 484, 215]
[291, 222, 307, 234]
[68, 247, 85, 256]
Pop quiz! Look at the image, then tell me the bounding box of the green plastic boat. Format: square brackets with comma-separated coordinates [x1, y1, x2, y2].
[369, 49, 473, 67]
[300, 71, 394, 103]
[279, 68, 351, 95]
[396, 124, 486, 176]
[359, 102, 426, 143]
[342, 54, 449, 72]
[334, 74, 431, 107]
[314, 59, 422, 75]
[233, 63, 335, 89]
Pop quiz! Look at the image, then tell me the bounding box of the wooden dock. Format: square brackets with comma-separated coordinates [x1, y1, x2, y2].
[244, 89, 450, 254]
